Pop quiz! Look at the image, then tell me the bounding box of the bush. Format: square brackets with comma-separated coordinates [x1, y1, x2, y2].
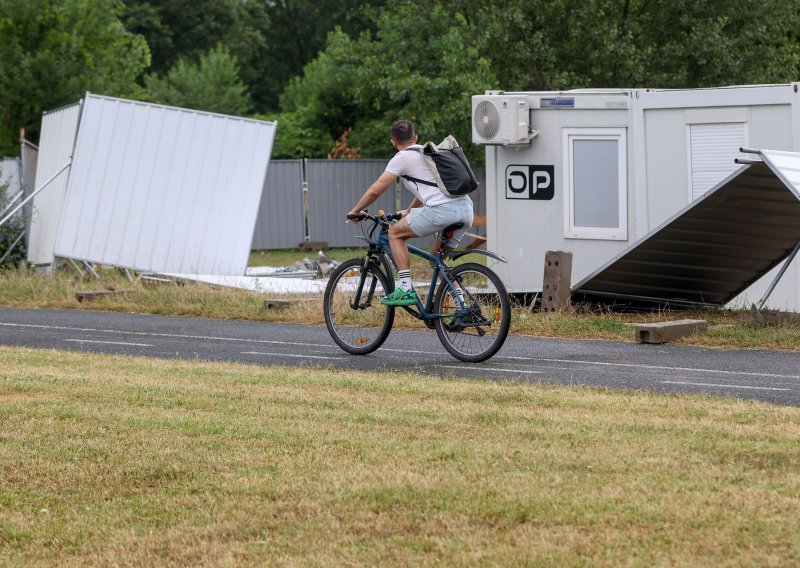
[0, 186, 26, 270]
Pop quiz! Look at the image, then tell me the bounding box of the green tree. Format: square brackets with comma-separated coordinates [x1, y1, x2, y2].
[0, 185, 26, 269]
[123, 0, 386, 113]
[274, 0, 800, 158]
[256, 0, 387, 111]
[0, 0, 150, 155]
[272, 3, 496, 159]
[122, 0, 271, 109]
[470, 0, 800, 90]
[145, 45, 252, 115]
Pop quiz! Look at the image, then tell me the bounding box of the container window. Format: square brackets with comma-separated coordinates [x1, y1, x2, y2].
[563, 128, 627, 240]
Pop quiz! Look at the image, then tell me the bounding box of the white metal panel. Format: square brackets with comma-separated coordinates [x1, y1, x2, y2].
[760, 149, 800, 199]
[730, 256, 800, 312]
[574, 159, 800, 308]
[732, 149, 800, 311]
[0, 158, 20, 197]
[687, 122, 747, 200]
[54, 94, 276, 275]
[28, 102, 81, 265]
[20, 140, 39, 246]
[638, 84, 794, 109]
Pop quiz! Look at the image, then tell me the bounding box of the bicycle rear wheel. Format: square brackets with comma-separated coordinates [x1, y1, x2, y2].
[433, 262, 511, 362]
[324, 258, 395, 355]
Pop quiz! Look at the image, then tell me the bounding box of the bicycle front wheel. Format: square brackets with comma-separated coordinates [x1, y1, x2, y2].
[433, 262, 511, 362]
[324, 258, 395, 355]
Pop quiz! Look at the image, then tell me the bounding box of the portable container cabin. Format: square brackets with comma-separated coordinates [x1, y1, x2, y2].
[476, 84, 800, 310]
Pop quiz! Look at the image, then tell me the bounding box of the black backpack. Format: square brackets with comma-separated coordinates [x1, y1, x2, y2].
[402, 135, 479, 197]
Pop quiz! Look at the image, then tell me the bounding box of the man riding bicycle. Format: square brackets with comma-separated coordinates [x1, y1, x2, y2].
[348, 120, 474, 306]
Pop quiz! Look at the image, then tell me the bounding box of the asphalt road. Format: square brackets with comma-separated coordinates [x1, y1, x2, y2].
[1, 307, 799, 406]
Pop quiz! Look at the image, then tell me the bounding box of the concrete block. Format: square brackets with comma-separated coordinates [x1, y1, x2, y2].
[541, 251, 572, 313]
[263, 299, 298, 310]
[139, 275, 175, 289]
[635, 319, 708, 344]
[75, 289, 132, 302]
[298, 241, 328, 251]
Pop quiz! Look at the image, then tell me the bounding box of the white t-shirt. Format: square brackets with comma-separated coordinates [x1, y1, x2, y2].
[385, 145, 471, 207]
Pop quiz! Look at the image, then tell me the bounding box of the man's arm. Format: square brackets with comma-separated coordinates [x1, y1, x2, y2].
[349, 171, 397, 218]
[401, 196, 422, 218]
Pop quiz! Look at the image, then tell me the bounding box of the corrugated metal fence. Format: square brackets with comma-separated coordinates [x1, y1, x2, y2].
[252, 160, 485, 250]
[307, 160, 396, 247]
[251, 160, 305, 249]
[28, 102, 81, 266]
[52, 94, 277, 276]
[20, 141, 38, 248]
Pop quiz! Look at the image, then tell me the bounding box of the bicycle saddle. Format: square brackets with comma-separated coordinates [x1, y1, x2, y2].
[441, 222, 464, 236]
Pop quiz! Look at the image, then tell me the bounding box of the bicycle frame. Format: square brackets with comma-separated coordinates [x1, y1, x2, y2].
[357, 227, 471, 321]
[329, 211, 512, 362]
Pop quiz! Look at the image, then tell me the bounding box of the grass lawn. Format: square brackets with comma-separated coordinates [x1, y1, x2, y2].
[1, 347, 799, 565]
[249, 247, 366, 268]
[0, 246, 798, 351]
[2, 266, 800, 351]
[248, 245, 485, 272]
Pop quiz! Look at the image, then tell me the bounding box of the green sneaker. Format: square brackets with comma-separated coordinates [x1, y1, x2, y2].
[380, 287, 419, 306]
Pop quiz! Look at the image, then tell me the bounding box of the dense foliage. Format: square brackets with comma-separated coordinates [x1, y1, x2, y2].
[271, 3, 495, 159]
[0, 186, 26, 269]
[1, 0, 799, 158]
[143, 45, 252, 115]
[0, 0, 150, 155]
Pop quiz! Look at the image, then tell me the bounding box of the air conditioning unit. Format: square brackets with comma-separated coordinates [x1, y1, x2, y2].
[471, 95, 533, 145]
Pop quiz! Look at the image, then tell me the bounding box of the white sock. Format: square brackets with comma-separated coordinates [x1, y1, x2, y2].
[398, 270, 412, 291]
[450, 287, 465, 306]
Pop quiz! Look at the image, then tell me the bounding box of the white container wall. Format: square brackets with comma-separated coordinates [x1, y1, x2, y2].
[483, 84, 800, 310]
[484, 91, 636, 293]
[27, 102, 81, 266]
[54, 94, 276, 275]
[635, 86, 800, 311]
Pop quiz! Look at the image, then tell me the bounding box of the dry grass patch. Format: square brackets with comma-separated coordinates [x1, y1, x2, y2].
[1, 347, 800, 566]
[1, 269, 799, 351]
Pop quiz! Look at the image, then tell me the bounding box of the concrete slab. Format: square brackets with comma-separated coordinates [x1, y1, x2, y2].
[165, 274, 329, 295]
[635, 319, 708, 344]
[75, 289, 133, 302]
[263, 299, 299, 310]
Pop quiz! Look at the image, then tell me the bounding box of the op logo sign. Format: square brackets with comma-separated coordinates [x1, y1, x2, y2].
[505, 165, 555, 200]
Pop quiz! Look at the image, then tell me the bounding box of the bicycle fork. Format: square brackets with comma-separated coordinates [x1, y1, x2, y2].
[350, 256, 380, 309]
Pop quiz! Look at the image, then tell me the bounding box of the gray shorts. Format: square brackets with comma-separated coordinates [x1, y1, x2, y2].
[406, 199, 474, 247]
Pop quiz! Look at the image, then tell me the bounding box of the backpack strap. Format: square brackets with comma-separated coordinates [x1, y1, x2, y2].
[400, 145, 449, 195]
[400, 147, 438, 187]
[401, 174, 437, 187]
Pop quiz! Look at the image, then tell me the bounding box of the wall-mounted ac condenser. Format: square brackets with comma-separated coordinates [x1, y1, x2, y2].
[471, 95, 532, 145]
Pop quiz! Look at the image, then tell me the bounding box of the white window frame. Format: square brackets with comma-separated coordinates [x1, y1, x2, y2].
[563, 128, 627, 240]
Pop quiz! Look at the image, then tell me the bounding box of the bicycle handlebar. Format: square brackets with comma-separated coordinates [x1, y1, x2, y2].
[346, 210, 402, 225]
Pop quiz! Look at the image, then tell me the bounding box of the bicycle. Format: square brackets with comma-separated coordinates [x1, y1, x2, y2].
[323, 210, 511, 362]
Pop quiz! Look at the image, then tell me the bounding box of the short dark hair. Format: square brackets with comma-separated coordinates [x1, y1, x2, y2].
[391, 120, 415, 143]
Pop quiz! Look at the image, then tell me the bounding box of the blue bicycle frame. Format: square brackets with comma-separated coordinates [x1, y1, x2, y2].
[352, 211, 508, 323]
